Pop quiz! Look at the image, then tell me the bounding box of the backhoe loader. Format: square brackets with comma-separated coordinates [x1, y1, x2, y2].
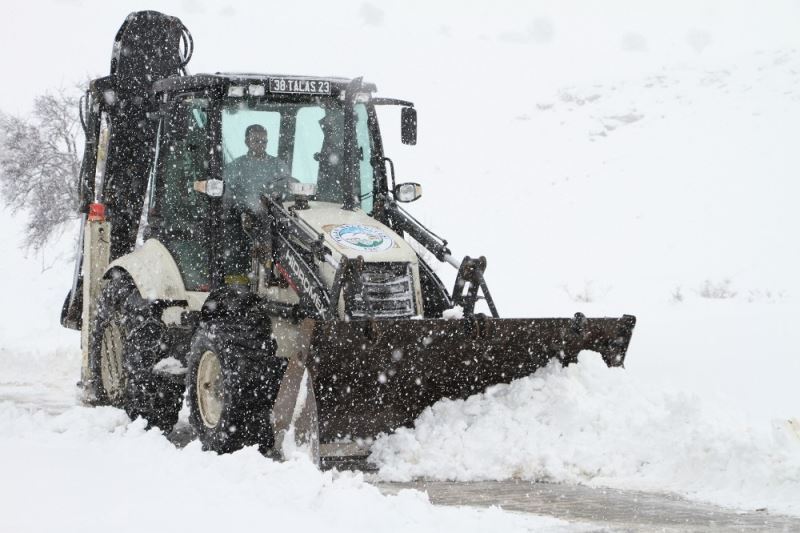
[61, 11, 636, 462]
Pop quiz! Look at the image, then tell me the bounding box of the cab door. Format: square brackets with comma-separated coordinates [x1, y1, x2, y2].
[145, 96, 212, 291]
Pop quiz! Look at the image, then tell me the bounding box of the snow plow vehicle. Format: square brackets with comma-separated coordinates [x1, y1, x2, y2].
[61, 11, 636, 462]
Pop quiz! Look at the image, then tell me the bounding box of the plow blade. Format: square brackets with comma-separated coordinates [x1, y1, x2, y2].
[306, 314, 635, 442]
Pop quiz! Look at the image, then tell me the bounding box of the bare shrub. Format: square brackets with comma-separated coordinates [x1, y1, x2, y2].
[746, 289, 786, 303]
[698, 279, 737, 299]
[562, 281, 600, 303]
[0, 88, 83, 251]
[671, 286, 684, 303]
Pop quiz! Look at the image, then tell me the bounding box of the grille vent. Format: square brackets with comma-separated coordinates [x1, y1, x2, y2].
[347, 263, 416, 319]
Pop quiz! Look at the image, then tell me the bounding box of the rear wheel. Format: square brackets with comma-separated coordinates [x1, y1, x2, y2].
[99, 318, 126, 405]
[89, 274, 184, 432]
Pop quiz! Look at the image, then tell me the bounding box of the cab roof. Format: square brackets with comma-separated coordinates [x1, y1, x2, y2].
[150, 73, 377, 96]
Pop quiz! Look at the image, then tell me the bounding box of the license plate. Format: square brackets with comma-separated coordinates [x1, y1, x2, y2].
[269, 77, 331, 95]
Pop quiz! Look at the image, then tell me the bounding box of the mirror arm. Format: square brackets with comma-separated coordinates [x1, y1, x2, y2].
[383, 156, 396, 191]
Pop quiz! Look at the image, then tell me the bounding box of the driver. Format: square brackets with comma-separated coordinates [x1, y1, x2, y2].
[223, 124, 293, 211]
[222, 124, 294, 282]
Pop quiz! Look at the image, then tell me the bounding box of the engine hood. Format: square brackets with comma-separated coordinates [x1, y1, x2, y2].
[292, 201, 418, 264]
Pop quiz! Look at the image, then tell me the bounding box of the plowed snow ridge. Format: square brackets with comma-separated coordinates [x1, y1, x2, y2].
[371, 353, 800, 516]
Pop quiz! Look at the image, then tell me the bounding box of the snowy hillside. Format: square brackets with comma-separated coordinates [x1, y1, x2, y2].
[1, 0, 799, 530]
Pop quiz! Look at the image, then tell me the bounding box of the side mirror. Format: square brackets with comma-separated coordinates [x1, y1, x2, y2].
[401, 107, 417, 145]
[394, 182, 422, 202]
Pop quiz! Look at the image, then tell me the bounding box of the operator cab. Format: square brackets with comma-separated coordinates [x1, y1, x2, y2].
[142, 73, 410, 290]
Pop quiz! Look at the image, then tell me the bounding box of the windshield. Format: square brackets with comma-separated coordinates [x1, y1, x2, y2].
[221, 100, 374, 212]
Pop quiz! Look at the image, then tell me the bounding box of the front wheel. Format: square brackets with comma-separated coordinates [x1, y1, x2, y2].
[186, 323, 286, 454]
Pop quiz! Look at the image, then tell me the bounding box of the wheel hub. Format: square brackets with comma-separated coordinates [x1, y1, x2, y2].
[197, 350, 223, 428]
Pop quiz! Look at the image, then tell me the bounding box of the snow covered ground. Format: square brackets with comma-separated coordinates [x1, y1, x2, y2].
[0, 357, 576, 533]
[1, 0, 800, 529]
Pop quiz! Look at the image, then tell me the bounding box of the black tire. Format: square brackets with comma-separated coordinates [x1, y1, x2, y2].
[88, 276, 129, 407]
[186, 289, 286, 454]
[88, 273, 184, 432]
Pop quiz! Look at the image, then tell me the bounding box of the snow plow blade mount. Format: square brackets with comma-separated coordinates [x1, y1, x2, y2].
[306, 314, 636, 442]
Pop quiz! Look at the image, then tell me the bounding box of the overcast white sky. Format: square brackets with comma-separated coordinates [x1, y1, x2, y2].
[1, 0, 799, 113]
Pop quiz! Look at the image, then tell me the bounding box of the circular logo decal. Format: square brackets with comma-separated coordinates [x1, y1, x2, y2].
[330, 224, 394, 252]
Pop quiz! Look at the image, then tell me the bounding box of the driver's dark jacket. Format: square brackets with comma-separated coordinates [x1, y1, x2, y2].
[222, 154, 291, 277]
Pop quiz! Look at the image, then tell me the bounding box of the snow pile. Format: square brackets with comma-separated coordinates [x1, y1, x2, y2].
[0, 398, 580, 533]
[153, 356, 188, 375]
[370, 352, 800, 516]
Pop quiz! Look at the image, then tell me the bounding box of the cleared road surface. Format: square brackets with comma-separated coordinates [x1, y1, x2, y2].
[377, 479, 800, 532]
